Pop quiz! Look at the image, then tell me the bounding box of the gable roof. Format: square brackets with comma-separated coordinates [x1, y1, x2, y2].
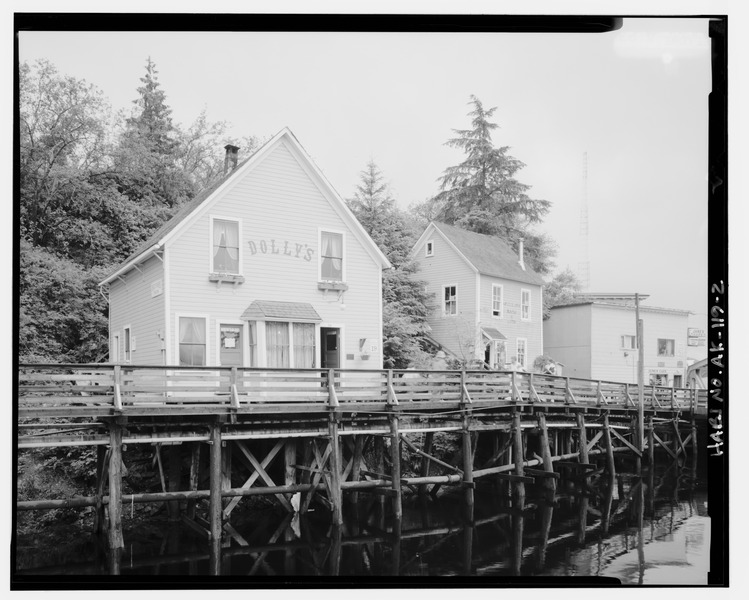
[418, 221, 545, 286]
[100, 127, 390, 285]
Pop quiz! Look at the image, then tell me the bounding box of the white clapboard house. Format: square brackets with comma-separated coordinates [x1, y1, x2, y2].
[99, 128, 391, 370]
[411, 222, 545, 370]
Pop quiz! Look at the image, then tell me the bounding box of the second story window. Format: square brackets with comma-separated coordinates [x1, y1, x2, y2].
[521, 288, 531, 321]
[657, 338, 675, 357]
[621, 335, 637, 349]
[321, 231, 343, 281]
[492, 284, 503, 317]
[212, 218, 240, 274]
[444, 285, 457, 316]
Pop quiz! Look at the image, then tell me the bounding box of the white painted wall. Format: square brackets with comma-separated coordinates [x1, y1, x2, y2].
[108, 254, 166, 365]
[164, 138, 383, 368]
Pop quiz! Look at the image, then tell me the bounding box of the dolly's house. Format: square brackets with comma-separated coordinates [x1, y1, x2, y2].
[411, 222, 545, 370]
[100, 128, 391, 369]
[543, 295, 690, 386]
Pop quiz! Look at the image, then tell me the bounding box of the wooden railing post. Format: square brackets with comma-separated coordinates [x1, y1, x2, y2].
[327, 369, 339, 408]
[113, 365, 123, 412]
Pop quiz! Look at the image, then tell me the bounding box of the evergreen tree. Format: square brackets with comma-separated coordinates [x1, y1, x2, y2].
[424, 95, 555, 272]
[348, 162, 432, 368]
[543, 268, 583, 319]
[114, 57, 194, 209]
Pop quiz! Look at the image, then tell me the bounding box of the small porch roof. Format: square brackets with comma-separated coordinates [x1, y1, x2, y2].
[241, 300, 322, 322]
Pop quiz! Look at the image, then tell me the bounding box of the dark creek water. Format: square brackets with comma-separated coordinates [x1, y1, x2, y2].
[14, 459, 710, 583]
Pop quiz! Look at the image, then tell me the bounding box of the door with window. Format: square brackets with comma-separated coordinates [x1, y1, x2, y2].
[219, 324, 243, 367]
[320, 328, 340, 369]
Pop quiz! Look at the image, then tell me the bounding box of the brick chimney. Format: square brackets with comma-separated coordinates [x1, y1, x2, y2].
[518, 238, 526, 271]
[224, 144, 240, 174]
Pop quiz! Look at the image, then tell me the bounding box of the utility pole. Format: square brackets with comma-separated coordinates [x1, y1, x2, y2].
[635, 293, 645, 452]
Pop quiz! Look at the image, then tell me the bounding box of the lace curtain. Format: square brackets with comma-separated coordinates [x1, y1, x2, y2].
[213, 219, 239, 273]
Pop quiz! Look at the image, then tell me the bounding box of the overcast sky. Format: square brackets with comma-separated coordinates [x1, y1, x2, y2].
[18, 16, 713, 358]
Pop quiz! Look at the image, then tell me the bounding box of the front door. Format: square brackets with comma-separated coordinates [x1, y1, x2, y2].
[320, 327, 340, 369]
[219, 324, 243, 367]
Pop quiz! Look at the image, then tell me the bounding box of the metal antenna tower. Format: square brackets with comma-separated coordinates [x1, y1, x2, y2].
[577, 152, 591, 290]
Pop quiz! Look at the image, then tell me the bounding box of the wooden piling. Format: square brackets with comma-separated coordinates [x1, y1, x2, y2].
[107, 419, 124, 550]
[419, 431, 434, 497]
[461, 372, 474, 507]
[350, 435, 364, 505]
[328, 413, 343, 526]
[603, 413, 616, 479]
[209, 419, 223, 550]
[512, 411, 525, 505]
[168, 445, 182, 521]
[389, 412, 402, 520]
[94, 445, 108, 535]
[537, 412, 557, 494]
[647, 415, 655, 466]
[186, 442, 201, 520]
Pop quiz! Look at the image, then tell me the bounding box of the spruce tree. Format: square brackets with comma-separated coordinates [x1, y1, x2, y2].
[348, 162, 432, 368]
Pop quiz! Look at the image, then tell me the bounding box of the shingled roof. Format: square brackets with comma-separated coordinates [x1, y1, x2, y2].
[240, 300, 322, 321]
[431, 222, 545, 286]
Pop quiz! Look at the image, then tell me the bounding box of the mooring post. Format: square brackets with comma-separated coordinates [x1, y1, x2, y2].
[107, 418, 125, 551]
[512, 410, 525, 505]
[209, 418, 223, 563]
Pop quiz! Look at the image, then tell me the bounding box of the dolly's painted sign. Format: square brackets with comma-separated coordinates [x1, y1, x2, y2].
[248, 239, 314, 262]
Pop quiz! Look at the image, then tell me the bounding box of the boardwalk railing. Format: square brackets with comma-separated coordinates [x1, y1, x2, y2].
[17, 364, 708, 417]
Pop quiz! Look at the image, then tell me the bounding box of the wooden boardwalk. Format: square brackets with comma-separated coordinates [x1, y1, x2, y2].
[15, 363, 707, 571]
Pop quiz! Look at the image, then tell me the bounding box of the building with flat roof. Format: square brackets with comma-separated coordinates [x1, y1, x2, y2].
[544, 296, 690, 386]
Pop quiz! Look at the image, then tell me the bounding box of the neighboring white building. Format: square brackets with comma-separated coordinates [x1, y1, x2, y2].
[99, 128, 391, 369]
[543, 295, 690, 386]
[411, 222, 545, 370]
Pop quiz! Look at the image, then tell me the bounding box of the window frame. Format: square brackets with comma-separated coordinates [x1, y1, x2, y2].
[657, 338, 675, 357]
[516, 337, 528, 369]
[425, 240, 434, 257]
[492, 284, 504, 318]
[520, 288, 531, 321]
[209, 215, 242, 275]
[621, 335, 637, 350]
[176, 314, 209, 367]
[123, 325, 132, 364]
[443, 284, 458, 316]
[318, 228, 346, 283]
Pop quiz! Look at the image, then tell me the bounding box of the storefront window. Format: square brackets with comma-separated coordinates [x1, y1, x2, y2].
[293, 323, 316, 368]
[266, 321, 290, 368]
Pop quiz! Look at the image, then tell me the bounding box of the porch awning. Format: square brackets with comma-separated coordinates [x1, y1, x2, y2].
[481, 327, 507, 341]
[241, 300, 322, 322]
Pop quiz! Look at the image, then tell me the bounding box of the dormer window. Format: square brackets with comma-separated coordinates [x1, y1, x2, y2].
[425, 240, 434, 257]
[211, 217, 240, 274]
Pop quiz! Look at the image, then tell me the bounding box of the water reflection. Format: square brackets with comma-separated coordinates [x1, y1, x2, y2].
[15, 460, 709, 582]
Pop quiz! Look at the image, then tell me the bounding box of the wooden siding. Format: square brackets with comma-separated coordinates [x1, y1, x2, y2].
[542, 304, 593, 379]
[165, 139, 383, 368]
[413, 230, 478, 361]
[478, 274, 543, 367]
[590, 305, 689, 384]
[108, 254, 165, 365]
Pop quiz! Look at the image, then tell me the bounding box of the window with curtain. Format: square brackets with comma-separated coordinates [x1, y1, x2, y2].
[213, 218, 240, 274]
[293, 323, 316, 368]
[321, 231, 343, 281]
[266, 321, 290, 368]
[516, 338, 527, 368]
[179, 317, 206, 366]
